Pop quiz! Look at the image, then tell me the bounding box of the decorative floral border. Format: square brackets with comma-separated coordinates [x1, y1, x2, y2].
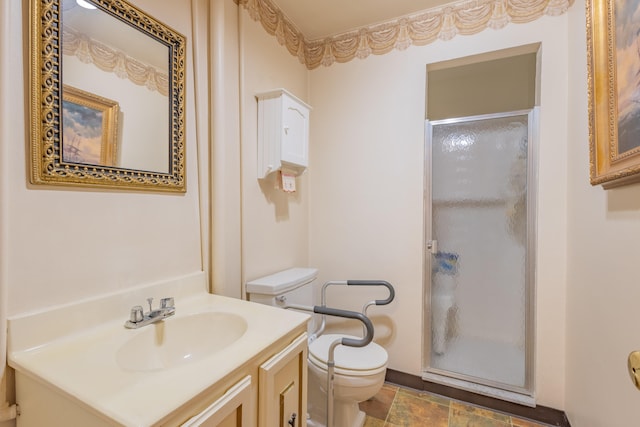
[63, 26, 169, 96]
[236, 0, 574, 69]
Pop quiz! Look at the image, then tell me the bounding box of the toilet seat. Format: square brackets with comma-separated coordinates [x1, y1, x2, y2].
[308, 334, 388, 376]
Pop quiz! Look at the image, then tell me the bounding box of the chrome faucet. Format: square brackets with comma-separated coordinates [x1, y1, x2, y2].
[124, 297, 175, 329]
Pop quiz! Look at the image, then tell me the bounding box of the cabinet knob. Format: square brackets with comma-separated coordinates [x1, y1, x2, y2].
[288, 413, 296, 426]
[628, 351, 640, 390]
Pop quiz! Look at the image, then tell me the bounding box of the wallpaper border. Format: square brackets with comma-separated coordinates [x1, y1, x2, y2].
[236, 0, 574, 69]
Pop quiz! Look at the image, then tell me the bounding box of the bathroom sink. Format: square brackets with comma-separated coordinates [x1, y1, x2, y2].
[116, 311, 248, 372]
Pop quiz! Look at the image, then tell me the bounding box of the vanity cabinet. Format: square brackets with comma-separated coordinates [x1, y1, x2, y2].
[179, 332, 308, 427]
[13, 330, 308, 427]
[181, 376, 252, 427]
[8, 275, 310, 427]
[167, 331, 308, 427]
[258, 333, 308, 427]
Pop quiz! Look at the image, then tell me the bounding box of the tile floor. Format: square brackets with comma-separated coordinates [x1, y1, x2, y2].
[359, 383, 551, 427]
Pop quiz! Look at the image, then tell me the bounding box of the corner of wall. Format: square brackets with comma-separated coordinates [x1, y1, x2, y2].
[0, 1, 17, 424]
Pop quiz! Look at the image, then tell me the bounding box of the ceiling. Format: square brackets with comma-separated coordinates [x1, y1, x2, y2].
[271, 0, 454, 40]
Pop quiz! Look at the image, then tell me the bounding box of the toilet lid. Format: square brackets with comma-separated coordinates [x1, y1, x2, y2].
[308, 334, 388, 371]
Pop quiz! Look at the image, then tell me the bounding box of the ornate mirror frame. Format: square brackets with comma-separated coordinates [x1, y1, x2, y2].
[29, 0, 186, 192]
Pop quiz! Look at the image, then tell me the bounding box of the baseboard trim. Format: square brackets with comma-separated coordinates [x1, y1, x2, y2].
[385, 369, 571, 427]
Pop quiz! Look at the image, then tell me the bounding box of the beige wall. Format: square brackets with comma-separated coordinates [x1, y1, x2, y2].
[5, 0, 640, 424]
[239, 12, 310, 286]
[565, 1, 640, 424]
[0, 1, 311, 422]
[308, 16, 570, 409]
[3, 0, 203, 315]
[0, 1, 203, 424]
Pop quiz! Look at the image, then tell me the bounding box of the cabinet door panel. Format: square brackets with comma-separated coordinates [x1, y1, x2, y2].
[280, 382, 298, 427]
[182, 376, 252, 427]
[259, 333, 308, 427]
[281, 95, 309, 167]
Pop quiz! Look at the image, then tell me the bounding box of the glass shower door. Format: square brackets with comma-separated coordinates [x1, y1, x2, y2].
[424, 110, 535, 398]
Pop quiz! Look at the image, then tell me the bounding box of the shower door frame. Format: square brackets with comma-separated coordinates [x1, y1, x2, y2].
[422, 108, 538, 404]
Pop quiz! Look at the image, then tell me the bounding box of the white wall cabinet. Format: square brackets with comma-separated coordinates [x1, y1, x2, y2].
[257, 89, 311, 179]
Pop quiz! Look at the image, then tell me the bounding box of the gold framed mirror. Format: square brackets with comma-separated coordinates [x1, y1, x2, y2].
[29, 0, 186, 192]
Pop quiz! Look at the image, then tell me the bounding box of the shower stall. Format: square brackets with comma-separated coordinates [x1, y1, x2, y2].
[423, 109, 537, 405]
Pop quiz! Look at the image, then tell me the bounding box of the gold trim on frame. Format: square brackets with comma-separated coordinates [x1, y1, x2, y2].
[587, 0, 640, 188]
[236, 0, 574, 70]
[30, 0, 186, 192]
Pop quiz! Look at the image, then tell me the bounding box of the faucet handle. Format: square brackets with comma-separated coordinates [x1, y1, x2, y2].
[160, 297, 174, 309]
[130, 305, 144, 323]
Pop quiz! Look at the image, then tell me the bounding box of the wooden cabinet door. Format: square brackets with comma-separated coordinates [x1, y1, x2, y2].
[258, 334, 308, 427]
[182, 376, 252, 427]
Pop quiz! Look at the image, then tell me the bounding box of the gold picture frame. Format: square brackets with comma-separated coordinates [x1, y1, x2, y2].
[62, 86, 119, 167]
[30, 0, 186, 192]
[587, 0, 640, 188]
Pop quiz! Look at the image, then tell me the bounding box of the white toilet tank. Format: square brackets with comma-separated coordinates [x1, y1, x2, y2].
[246, 267, 317, 307]
[246, 267, 318, 330]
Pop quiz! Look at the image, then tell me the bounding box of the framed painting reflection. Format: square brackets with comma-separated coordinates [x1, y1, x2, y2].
[62, 86, 119, 167]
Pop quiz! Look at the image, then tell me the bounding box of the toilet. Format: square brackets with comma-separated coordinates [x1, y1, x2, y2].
[246, 268, 389, 427]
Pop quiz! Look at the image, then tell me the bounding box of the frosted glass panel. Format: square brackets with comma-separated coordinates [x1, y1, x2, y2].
[429, 114, 529, 390]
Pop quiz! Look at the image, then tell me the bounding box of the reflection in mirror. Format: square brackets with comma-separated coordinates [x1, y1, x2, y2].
[62, 0, 169, 172]
[30, 0, 186, 192]
[62, 85, 119, 166]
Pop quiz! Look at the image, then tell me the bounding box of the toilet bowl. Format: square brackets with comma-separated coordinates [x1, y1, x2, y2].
[306, 334, 388, 427]
[246, 268, 390, 427]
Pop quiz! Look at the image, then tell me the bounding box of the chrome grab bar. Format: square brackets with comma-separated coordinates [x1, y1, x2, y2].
[344, 280, 395, 306]
[314, 280, 395, 339]
[312, 306, 373, 348]
[283, 304, 374, 427]
[284, 280, 395, 427]
[314, 306, 373, 427]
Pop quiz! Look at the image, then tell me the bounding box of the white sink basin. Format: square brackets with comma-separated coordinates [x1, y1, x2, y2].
[116, 311, 248, 372]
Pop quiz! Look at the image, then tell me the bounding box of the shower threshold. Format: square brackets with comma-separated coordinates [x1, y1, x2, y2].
[422, 371, 535, 407]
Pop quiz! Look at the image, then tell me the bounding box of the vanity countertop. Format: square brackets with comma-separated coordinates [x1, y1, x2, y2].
[7, 272, 309, 426]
